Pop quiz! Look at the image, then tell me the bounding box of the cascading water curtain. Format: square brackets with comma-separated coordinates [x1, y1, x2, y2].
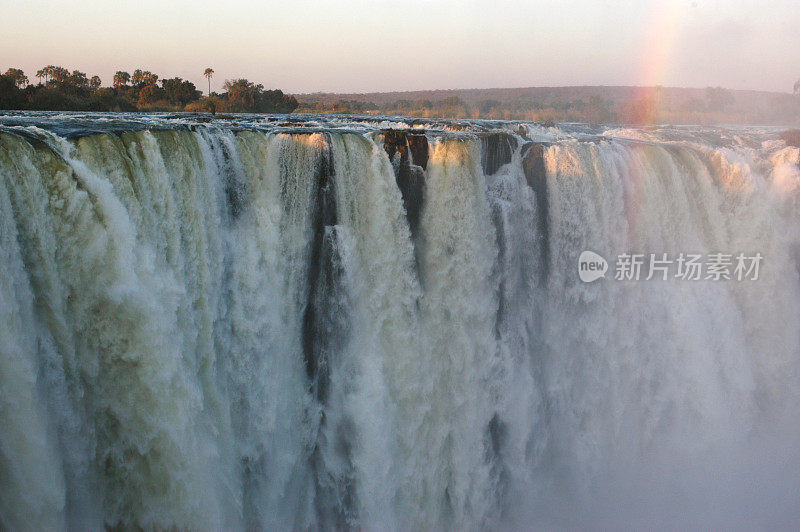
[1, 121, 799, 530]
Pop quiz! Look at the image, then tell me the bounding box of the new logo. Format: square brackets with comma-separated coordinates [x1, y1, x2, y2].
[578, 250, 608, 282]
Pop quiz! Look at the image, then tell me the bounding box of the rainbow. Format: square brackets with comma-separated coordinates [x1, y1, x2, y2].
[636, 2, 684, 123]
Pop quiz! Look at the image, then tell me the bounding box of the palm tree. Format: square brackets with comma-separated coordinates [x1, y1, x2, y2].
[36, 68, 45, 85]
[49, 66, 68, 84]
[795, 79, 800, 96]
[204, 68, 214, 96]
[40, 66, 53, 85]
[44, 65, 61, 85]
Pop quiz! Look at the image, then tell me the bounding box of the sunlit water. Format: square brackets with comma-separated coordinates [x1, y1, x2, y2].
[1, 112, 799, 530]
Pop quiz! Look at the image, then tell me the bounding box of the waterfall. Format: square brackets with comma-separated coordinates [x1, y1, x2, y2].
[1, 115, 799, 530]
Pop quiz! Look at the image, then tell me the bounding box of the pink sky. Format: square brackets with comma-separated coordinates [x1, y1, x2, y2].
[1, 0, 798, 95]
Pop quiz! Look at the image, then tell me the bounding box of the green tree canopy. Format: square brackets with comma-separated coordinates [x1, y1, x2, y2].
[1, 64, 298, 114]
[222, 78, 298, 113]
[3, 68, 28, 87]
[113, 71, 130, 88]
[137, 83, 164, 106]
[161, 77, 201, 106]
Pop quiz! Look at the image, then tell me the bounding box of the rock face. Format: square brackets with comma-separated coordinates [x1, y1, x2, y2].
[382, 130, 428, 239]
[406, 134, 429, 169]
[302, 134, 341, 403]
[521, 142, 550, 280]
[780, 129, 800, 148]
[480, 132, 517, 175]
[383, 129, 429, 169]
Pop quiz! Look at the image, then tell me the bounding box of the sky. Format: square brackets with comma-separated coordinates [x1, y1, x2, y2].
[1, 0, 799, 95]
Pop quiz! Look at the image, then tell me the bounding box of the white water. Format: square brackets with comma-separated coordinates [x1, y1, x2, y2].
[0, 115, 799, 530]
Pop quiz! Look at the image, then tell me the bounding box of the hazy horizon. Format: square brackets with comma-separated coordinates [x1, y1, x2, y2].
[292, 83, 793, 97]
[2, 0, 799, 95]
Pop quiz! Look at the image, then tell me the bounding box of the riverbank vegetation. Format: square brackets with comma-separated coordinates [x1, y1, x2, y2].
[0, 66, 298, 113]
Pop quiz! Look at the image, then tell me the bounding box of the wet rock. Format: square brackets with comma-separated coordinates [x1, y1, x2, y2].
[383, 129, 428, 168]
[397, 164, 426, 239]
[383, 130, 409, 162]
[382, 130, 429, 240]
[521, 142, 550, 280]
[480, 132, 517, 175]
[302, 135, 341, 402]
[521, 142, 546, 189]
[406, 133, 429, 169]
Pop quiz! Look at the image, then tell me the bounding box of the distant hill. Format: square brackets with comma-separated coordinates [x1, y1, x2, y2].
[295, 86, 800, 126]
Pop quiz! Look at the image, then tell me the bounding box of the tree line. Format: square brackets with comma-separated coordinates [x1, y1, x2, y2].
[297, 88, 736, 124]
[298, 84, 800, 125]
[3, 66, 799, 124]
[0, 66, 298, 113]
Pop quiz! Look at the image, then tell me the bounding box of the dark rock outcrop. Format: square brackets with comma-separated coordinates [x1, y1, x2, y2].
[383, 129, 428, 168]
[406, 134, 429, 169]
[302, 134, 343, 403]
[382, 130, 428, 240]
[521, 142, 550, 280]
[480, 132, 517, 175]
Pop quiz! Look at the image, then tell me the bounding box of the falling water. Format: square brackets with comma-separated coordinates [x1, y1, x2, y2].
[0, 113, 799, 530]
